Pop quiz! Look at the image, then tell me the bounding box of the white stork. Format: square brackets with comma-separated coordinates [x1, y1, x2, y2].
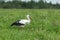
[11, 15, 31, 27]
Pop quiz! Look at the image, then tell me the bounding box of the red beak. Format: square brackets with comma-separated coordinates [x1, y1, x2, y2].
[29, 16, 32, 20]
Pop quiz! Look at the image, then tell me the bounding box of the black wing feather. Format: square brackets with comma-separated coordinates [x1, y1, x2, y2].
[11, 20, 24, 26]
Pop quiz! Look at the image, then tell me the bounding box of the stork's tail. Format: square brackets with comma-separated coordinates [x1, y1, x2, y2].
[11, 23, 15, 26]
[11, 24, 13, 26]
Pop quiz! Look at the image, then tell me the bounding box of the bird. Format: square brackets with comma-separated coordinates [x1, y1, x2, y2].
[11, 15, 31, 27]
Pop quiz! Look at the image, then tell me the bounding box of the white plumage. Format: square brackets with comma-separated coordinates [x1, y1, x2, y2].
[11, 15, 31, 27]
[19, 15, 30, 24]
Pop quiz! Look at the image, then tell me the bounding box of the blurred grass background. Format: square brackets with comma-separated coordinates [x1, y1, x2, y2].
[0, 9, 60, 40]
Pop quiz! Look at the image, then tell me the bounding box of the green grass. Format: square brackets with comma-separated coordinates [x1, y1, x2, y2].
[0, 9, 60, 40]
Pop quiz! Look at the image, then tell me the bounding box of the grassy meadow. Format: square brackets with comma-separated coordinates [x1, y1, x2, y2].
[0, 9, 60, 40]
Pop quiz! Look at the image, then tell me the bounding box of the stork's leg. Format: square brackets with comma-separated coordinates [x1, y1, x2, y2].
[17, 25, 24, 28]
[21, 25, 25, 28]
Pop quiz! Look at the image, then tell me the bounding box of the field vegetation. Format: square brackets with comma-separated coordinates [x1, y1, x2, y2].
[0, 9, 60, 40]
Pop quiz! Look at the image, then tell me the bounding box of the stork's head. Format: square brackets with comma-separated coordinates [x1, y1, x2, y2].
[27, 15, 30, 17]
[26, 15, 31, 20]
